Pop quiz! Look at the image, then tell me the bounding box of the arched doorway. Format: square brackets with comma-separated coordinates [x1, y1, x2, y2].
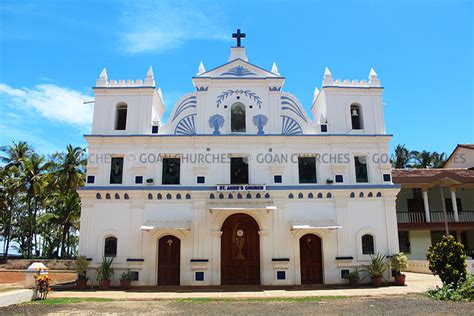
[221, 213, 260, 285]
[299, 234, 323, 284]
[158, 235, 180, 285]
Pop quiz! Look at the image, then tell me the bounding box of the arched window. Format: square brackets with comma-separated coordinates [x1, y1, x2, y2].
[231, 102, 246, 132]
[115, 103, 128, 130]
[350, 104, 363, 130]
[361, 234, 375, 255]
[104, 236, 117, 257]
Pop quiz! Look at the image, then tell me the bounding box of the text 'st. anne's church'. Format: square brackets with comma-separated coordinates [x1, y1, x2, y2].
[78, 30, 400, 286]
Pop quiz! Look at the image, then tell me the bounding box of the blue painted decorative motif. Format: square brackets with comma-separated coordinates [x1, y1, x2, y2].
[280, 95, 308, 122]
[221, 65, 256, 77]
[174, 114, 196, 135]
[252, 114, 268, 135]
[172, 96, 197, 122]
[281, 115, 303, 135]
[216, 89, 262, 108]
[208, 114, 225, 135]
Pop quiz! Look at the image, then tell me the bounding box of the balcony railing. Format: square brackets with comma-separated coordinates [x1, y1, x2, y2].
[397, 211, 474, 224]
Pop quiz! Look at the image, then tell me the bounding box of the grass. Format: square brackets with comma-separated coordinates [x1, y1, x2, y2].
[175, 296, 345, 303]
[33, 297, 114, 305]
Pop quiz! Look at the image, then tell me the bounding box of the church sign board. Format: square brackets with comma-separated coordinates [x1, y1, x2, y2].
[217, 184, 266, 192]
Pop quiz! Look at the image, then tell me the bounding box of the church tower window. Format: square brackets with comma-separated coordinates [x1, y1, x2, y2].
[109, 157, 124, 184]
[298, 156, 317, 183]
[354, 156, 368, 183]
[231, 102, 246, 132]
[361, 234, 375, 255]
[230, 157, 249, 184]
[162, 158, 181, 185]
[350, 104, 363, 130]
[115, 103, 128, 130]
[104, 236, 117, 257]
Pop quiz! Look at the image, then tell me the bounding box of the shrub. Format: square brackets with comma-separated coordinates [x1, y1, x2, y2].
[426, 275, 474, 301]
[96, 257, 114, 281]
[120, 270, 133, 281]
[426, 235, 467, 288]
[364, 253, 387, 277]
[75, 256, 90, 279]
[34, 274, 52, 300]
[391, 253, 408, 276]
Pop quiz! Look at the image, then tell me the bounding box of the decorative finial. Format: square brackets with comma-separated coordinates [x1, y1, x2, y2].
[99, 67, 108, 80]
[197, 61, 206, 75]
[322, 67, 334, 86]
[369, 68, 377, 79]
[144, 66, 156, 86]
[146, 66, 154, 79]
[232, 29, 246, 47]
[313, 87, 320, 103]
[271, 62, 280, 75]
[324, 67, 332, 78]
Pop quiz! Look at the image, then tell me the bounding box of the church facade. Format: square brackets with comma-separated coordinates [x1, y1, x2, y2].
[78, 32, 400, 286]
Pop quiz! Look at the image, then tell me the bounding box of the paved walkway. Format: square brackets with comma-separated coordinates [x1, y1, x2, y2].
[49, 272, 441, 300]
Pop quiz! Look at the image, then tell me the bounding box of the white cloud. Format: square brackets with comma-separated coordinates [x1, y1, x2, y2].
[120, 1, 228, 54]
[0, 83, 93, 129]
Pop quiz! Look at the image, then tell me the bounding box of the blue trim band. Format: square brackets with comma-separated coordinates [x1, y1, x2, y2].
[272, 258, 290, 262]
[84, 133, 393, 138]
[193, 77, 286, 80]
[78, 184, 400, 191]
[126, 258, 144, 262]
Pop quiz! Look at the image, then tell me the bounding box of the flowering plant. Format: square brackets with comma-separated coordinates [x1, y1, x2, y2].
[34, 274, 52, 300]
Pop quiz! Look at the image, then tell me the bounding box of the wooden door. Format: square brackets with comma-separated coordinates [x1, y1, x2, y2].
[221, 213, 260, 285]
[300, 234, 323, 284]
[158, 235, 180, 285]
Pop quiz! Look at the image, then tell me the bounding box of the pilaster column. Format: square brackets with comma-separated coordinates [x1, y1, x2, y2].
[333, 193, 348, 256]
[450, 189, 460, 222]
[422, 189, 431, 223]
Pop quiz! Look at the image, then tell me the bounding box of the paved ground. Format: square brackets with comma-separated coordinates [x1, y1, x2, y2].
[1, 294, 473, 315]
[48, 272, 442, 300]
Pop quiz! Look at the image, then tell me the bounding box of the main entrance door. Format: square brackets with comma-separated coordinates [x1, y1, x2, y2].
[221, 213, 260, 285]
[299, 234, 323, 284]
[158, 235, 180, 285]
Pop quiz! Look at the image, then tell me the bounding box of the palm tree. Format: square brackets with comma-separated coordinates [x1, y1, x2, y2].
[22, 154, 50, 257]
[0, 141, 32, 168]
[0, 166, 22, 260]
[54, 145, 86, 192]
[411, 150, 447, 168]
[431, 152, 447, 168]
[391, 144, 412, 168]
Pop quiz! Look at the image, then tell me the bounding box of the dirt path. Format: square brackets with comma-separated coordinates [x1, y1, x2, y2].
[1, 294, 473, 315]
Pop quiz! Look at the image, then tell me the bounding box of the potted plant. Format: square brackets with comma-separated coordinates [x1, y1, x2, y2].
[345, 268, 361, 287]
[364, 253, 387, 287]
[75, 256, 90, 290]
[391, 252, 408, 286]
[96, 257, 114, 290]
[120, 270, 133, 290]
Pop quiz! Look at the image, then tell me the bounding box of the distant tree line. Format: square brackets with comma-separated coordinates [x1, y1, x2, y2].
[391, 144, 447, 169]
[0, 141, 86, 260]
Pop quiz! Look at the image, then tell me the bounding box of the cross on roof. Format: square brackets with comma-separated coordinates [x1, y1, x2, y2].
[232, 29, 246, 47]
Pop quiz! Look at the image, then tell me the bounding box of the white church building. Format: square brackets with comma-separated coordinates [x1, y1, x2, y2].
[78, 30, 400, 286]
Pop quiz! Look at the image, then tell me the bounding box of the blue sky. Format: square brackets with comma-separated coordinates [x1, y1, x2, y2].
[0, 0, 472, 156]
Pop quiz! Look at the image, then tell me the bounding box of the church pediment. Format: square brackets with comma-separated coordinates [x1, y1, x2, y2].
[195, 59, 281, 79]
